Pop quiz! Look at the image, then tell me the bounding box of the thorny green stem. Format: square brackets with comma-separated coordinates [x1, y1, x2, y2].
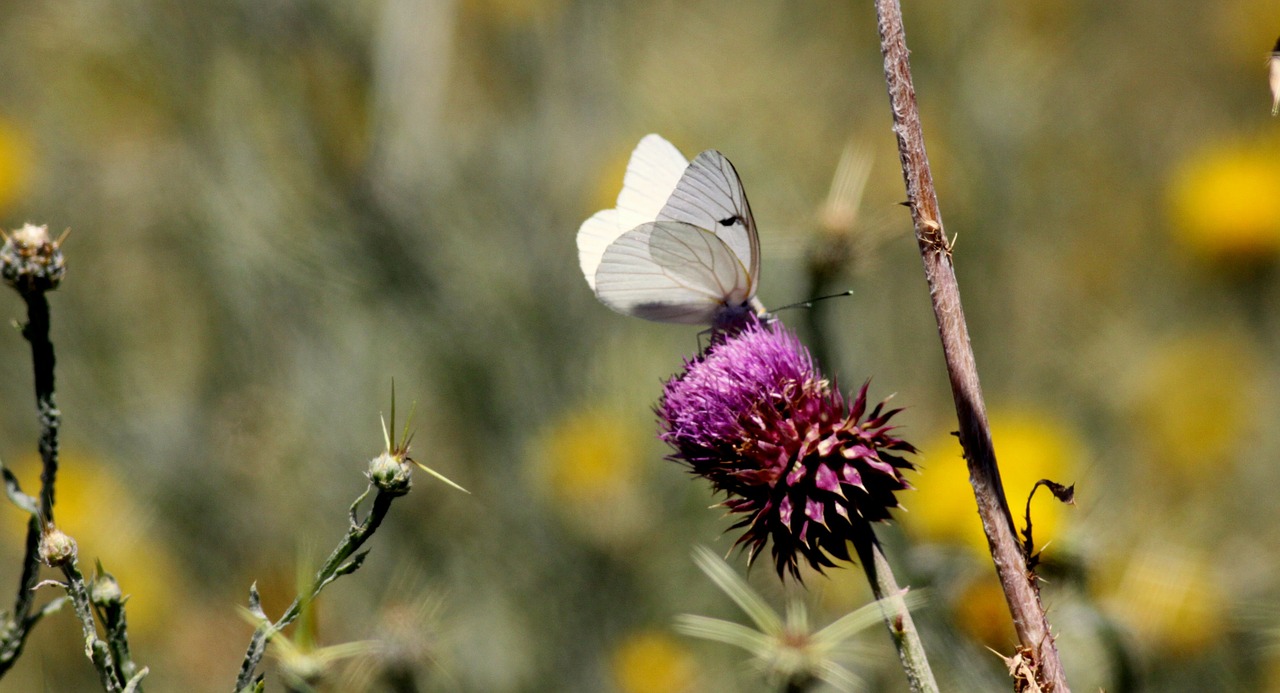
[94, 573, 142, 689]
[852, 535, 938, 693]
[0, 289, 62, 675]
[0, 275, 143, 689]
[871, 0, 1070, 689]
[234, 486, 398, 691]
[26, 291, 60, 522]
[60, 560, 124, 692]
[0, 516, 42, 674]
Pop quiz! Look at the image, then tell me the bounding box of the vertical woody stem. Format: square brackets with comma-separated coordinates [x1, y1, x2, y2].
[871, 0, 1071, 689]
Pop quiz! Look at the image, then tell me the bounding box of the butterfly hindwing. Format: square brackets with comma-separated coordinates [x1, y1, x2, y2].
[592, 221, 751, 325]
[577, 135, 690, 290]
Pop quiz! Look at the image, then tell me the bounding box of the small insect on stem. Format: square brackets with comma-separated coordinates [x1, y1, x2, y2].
[917, 217, 954, 257]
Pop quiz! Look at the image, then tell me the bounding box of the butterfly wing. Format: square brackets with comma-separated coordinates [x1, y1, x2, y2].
[592, 221, 753, 324]
[616, 134, 689, 223]
[577, 135, 689, 290]
[657, 149, 761, 291]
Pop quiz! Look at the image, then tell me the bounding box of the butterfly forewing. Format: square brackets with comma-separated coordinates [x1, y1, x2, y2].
[657, 149, 760, 285]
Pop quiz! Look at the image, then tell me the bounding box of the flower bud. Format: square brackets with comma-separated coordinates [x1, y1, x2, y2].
[91, 572, 123, 607]
[368, 451, 412, 495]
[38, 526, 78, 567]
[1, 223, 66, 293]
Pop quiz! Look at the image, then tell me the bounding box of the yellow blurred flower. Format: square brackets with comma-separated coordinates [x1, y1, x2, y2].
[7, 452, 184, 639]
[0, 117, 34, 214]
[537, 409, 643, 503]
[1129, 333, 1259, 480]
[529, 408, 655, 544]
[1169, 138, 1280, 264]
[611, 630, 698, 693]
[951, 574, 1017, 650]
[901, 409, 1080, 558]
[1100, 545, 1224, 657]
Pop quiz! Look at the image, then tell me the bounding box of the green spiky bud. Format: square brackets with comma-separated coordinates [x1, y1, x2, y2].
[368, 451, 412, 495]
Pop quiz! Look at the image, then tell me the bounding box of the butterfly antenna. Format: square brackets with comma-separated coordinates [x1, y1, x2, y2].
[770, 290, 855, 313]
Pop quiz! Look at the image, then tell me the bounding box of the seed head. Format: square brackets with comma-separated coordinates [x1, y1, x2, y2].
[1, 223, 67, 293]
[38, 525, 78, 567]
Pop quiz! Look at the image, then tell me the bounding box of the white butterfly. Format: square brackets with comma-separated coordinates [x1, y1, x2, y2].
[577, 134, 766, 328]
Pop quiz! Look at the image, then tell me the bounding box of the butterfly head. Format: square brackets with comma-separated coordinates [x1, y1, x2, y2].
[712, 296, 772, 333]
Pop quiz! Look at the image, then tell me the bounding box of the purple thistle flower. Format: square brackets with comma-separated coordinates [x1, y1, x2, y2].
[657, 316, 916, 579]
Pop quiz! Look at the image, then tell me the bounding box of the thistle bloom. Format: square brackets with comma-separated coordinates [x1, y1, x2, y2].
[657, 316, 915, 578]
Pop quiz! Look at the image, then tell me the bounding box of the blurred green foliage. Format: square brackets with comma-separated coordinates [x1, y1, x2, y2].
[1, 0, 1279, 690]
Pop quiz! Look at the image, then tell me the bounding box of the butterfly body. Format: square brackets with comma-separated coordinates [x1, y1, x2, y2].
[577, 134, 765, 329]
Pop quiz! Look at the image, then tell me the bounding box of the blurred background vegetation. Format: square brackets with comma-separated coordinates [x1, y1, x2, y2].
[0, 0, 1278, 690]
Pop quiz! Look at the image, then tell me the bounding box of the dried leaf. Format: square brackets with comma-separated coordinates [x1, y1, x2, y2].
[1020, 479, 1076, 566]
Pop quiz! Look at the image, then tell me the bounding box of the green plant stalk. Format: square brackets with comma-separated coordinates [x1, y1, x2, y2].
[234, 485, 397, 691]
[94, 578, 142, 688]
[871, 0, 1070, 689]
[852, 535, 938, 693]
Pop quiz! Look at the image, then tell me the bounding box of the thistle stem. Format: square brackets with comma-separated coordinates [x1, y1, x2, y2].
[21, 291, 61, 521]
[852, 535, 938, 693]
[234, 486, 397, 691]
[0, 288, 63, 674]
[870, 0, 1070, 689]
[94, 572, 142, 689]
[61, 560, 126, 692]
